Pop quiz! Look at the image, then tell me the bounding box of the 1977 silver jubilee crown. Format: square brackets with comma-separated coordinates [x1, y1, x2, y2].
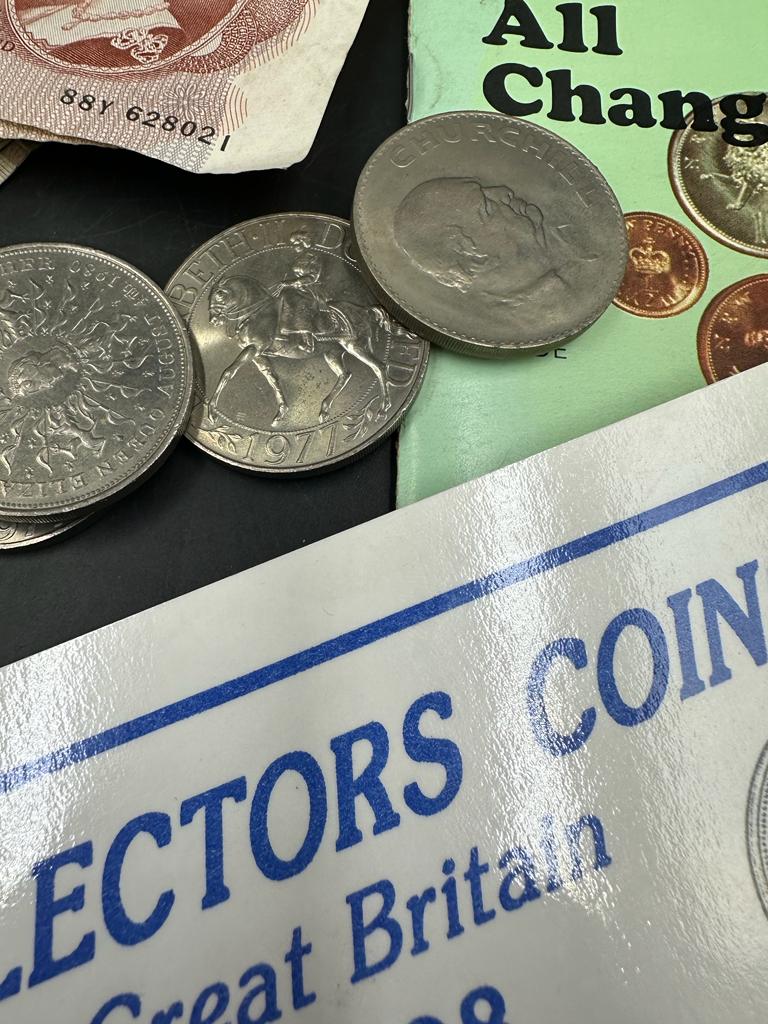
[0, 244, 193, 521]
[352, 111, 629, 356]
[166, 214, 429, 474]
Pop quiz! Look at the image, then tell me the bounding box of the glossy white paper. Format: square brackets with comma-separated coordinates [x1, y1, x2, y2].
[2, 365, 768, 1023]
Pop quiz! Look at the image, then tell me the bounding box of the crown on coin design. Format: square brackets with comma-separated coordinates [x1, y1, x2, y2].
[630, 237, 672, 275]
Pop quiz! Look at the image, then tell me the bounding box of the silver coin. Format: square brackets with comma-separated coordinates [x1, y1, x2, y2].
[0, 244, 193, 521]
[352, 111, 628, 357]
[748, 740, 768, 918]
[166, 214, 429, 474]
[669, 94, 768, 259]
[0, 515, 91, 550]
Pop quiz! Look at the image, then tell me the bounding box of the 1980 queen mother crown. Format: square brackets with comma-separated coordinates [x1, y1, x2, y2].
[0, 243, 193, 521]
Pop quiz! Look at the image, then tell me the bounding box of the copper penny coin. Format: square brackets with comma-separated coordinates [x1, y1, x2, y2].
[613, 212, 709, 318]
[697, 275, 768, 383]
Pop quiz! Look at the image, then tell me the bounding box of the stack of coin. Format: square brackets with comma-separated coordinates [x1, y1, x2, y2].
[0, 244, 193, 548]
[2, 111, 630, 546]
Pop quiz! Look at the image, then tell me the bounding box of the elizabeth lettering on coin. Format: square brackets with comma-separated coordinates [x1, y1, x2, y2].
[613, 212, 709, 318]
[748, 741, 768, 919]
[669, 95, 768, 259]
[7, 0, 313, 72]
[696, 275, 768, 384]
[167, 215, 429, 474]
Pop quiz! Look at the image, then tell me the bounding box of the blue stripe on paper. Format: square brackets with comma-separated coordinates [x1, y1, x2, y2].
[3, 459, 767, 796]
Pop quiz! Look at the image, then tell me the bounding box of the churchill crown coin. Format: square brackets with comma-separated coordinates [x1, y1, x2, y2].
[0, 244, 193, 521]
[351, 111, 628, 356]
[166, 214, 429, 474]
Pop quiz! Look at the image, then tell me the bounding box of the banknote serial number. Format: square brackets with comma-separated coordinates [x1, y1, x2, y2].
[59, 91, 232, 151]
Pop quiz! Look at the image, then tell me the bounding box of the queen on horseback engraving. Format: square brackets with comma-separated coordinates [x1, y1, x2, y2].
[268, 247, 337, 359]
[205, 241, 392, 429]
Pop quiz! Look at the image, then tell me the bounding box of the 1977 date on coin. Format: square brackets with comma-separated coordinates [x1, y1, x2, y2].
[59, 91, 231, 150]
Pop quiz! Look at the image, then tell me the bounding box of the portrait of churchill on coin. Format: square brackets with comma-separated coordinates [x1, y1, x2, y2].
[8, 0, 312, 72]
[393, 177, 579, 306]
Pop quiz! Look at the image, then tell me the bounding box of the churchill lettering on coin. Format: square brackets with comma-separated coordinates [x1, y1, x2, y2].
[669, 95, 768, 259]
[0, 244, 193, 520]
[351, 111, 628, 356]
[0, 514, 89, 549]
[748, 741, 768, 918]
[614, 212, 709, 318]
[166, 214, 429, 474]
[696, 275, 768, 384]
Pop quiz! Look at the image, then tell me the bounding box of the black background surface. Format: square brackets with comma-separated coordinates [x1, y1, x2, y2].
[0, 0, 408, 669]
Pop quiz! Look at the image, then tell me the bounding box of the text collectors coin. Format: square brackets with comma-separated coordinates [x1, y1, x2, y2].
[166, 214, 429, 474]
[0, 245, 193, 521]
[352, 111, 628, 356]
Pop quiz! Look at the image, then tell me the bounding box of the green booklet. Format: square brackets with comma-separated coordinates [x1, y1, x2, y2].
[397, 0, 767, 505]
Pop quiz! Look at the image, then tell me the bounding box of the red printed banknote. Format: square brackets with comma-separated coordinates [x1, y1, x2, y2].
[0, 0, 369, 172]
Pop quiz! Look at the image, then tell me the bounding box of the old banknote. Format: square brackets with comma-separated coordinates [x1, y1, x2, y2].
[0, 1, 369, 172]
[0, 115, 88, 145]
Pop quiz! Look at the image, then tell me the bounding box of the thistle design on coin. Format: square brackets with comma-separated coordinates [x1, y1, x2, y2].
[167, 214, 428, 474]
[669, 95, 768, 258]
[696, 275, 768, 384]
[0, 244, 192, 520]
[613, 212, 709, 318]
